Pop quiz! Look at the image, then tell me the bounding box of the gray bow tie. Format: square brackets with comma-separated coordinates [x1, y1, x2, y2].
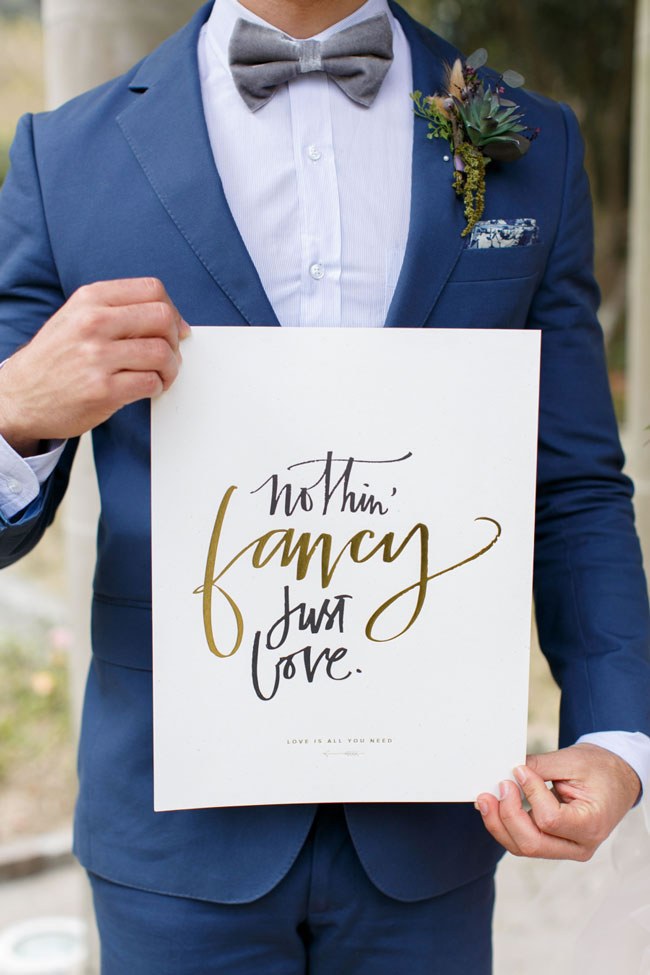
[229, 14, 394, 112]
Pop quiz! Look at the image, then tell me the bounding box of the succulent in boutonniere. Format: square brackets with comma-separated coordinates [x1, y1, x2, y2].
[411, 49, 539, 237]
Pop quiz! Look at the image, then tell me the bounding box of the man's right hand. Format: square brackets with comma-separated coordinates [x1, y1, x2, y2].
[0, 278, 191, 456]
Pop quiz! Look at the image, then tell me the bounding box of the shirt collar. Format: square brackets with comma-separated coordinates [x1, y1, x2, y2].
[205, 0, 393, 71]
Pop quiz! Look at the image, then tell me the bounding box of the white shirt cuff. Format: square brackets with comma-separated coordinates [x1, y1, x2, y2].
[0, 435, 66, 519]
[577, 731, 650, 796]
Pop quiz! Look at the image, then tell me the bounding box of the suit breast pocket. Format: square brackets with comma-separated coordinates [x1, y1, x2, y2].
[427, 244, 545, 329]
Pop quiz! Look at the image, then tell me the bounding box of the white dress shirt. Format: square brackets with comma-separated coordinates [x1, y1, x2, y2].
[0, 0, 648, 793]
[199, 0, 412, 328]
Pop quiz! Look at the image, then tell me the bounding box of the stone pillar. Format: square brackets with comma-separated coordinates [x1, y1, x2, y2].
[627, 0, 650, 579]
[41, 2, 200, 970]
[43, 0, 200, 104]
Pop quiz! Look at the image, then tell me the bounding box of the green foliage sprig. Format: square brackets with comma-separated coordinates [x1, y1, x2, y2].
[412, 49, 538, 237]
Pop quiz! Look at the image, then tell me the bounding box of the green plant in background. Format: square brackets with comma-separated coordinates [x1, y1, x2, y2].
[0, 632, 72, 783]
[0, 140, 10, 188]
[0, 10, 44, 188]
[0, 0, 39, 17]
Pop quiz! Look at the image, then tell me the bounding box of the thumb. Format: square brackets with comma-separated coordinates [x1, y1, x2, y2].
[525, 749, 573, 783]
[515, 762, 587, 843]
[514, 763, 568, 833]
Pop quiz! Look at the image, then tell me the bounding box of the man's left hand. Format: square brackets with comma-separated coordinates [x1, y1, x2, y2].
[476, 743, 641, 861]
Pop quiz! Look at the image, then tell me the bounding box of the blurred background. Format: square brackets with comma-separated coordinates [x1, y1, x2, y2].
[0, 0, 648, 972]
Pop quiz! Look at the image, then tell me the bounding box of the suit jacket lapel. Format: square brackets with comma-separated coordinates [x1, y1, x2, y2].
[385, 3, 466, 328]
[116, 2, 280, 327]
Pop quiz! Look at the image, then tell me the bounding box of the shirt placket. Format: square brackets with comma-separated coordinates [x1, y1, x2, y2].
[289, 73, 342, 327]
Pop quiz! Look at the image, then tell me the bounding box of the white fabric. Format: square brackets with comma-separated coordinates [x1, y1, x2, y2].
[0, 0, 648, 796]
[0, 434, 64, 518]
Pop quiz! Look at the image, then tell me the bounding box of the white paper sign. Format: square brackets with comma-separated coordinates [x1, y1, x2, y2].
[151, 327, 540, 811]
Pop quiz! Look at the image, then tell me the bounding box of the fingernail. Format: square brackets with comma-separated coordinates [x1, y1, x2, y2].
[180, 320, 192, 338]
[478, 801, 489, 816]
[498, 781, 509, 800]
[514, 766, 527, 786]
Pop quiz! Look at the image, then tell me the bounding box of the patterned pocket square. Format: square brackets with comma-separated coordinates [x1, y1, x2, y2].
[467, 218, 539, 250]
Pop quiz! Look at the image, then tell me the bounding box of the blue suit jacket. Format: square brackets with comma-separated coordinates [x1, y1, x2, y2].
[0, 2, 649, 904]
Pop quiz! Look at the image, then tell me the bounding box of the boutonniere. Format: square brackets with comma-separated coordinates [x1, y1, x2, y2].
[411, 49, 539, 237]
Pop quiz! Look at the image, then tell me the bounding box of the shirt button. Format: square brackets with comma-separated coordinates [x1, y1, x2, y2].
[7, 479, 20, 494]
[307, 145, 322, 162]
[310, 263, 325, 281]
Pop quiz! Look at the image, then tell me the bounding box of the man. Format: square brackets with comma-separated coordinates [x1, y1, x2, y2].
[0, 0, 648, 971]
